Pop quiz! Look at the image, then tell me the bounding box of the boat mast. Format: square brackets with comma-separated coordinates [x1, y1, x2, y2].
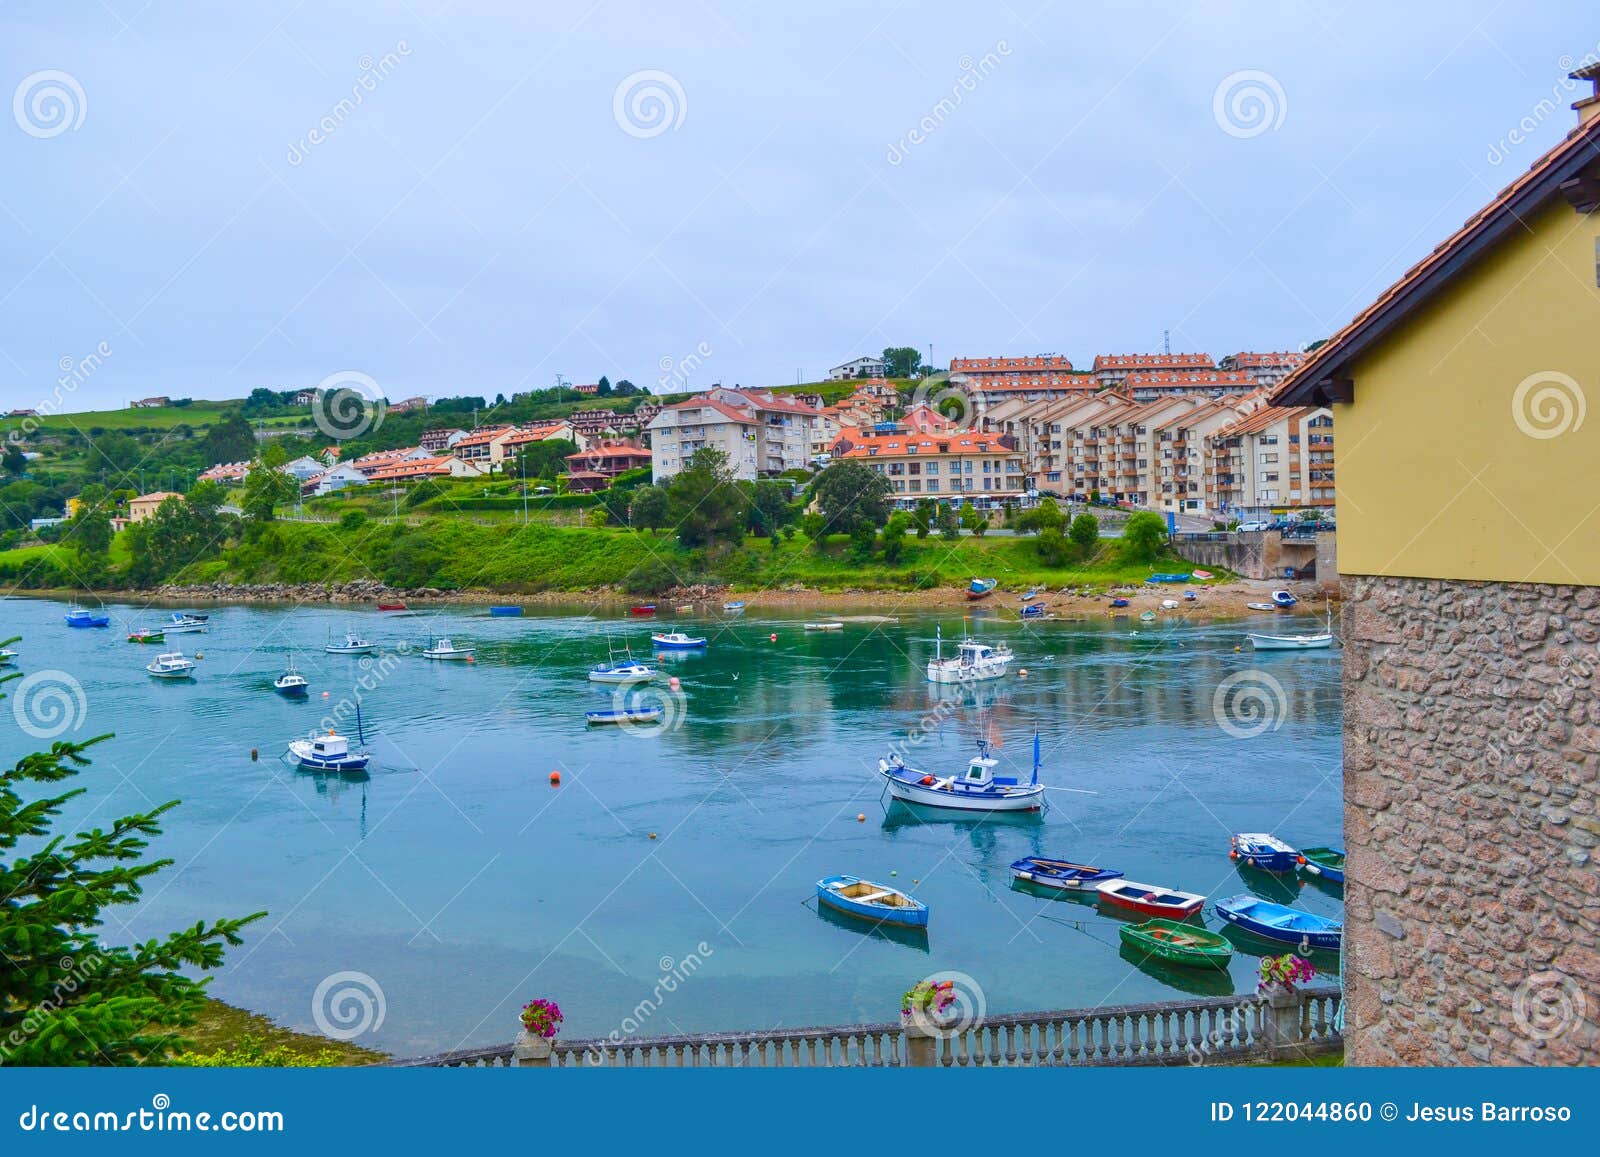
[1031, 728, 1041, 786]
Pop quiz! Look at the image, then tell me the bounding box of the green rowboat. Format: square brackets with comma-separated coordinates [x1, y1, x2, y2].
[1296, 846, 1345, 884]
[1118, 918, 1233, 970]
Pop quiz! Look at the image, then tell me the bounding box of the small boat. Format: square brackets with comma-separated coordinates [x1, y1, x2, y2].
[1119, 919, 1233, 970]
[164, 612, 207, 633]
[325, 630, 376, 655]
[288, 720, 370, 773]
[1009, 856, 1122, 892]
[1183, 590, 1197, 601]
[815, 874, 928, 929]
[675, 604, 694, 613]
[588, 650, 656, 683]
[586, 705, 665, 726]
[651, 631, 706, 650]
[1245, 602, 1277, 612]
[1159, 598, 1179, 610]
[377, 601, 413, 616]
[1020, 589, 1039, 603]
[0, 648, 16, 666]
[722, 600, 745, 612]
[1191, 569, 1214, 580]
[1296, 846, 1346, 885]
[127, 628, 166, 644]
[804, 621, 843, 632]
[1019, 602, 1047, 620]
[1097, 879, 1206, 919]
[488, 605, 523, 617]
[1215, 895, 1342, 952]
[1139, 610, 1156, 622]
[63, 605, 110, 628]
[1109, 597, 1130, 608]
[965, 577, 998, 601]
[629, 604, 658, 616]
[925, 626, 1011, 684]
[273, 661, 309, 698]
[1230, 832, 1298, 873]
[879, 733, 1046, 813]
[1145, 572, 1191, 584]
[1271, 589, 1298, 608]
[1248, 603, 1335, 650]
[145, 651, 197, 680]
[421, 637, 474, 660]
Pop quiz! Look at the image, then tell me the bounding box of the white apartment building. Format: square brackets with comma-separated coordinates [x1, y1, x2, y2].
[646, 388, 824, 482]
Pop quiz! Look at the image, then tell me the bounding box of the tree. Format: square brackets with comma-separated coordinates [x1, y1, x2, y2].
[242, 457, 294, 522]
[597, 376, 613, 397]
[881, 511, 911, 564]
[912, 498, 935, 539]
[1016, 496, 1065, 535]
[1122, 511, 1169, 563]
[92, 432, 142, 483]
[666, 447, 747, 549]
[0, 670, 263, 1064]
[881, 346, 922, 378]
[2, 443, 24, 475]
[936, 504, 961, 541]
[1068, 511, 1100, 554]
[813, 460, 893, 536]
[848, 521, 877, 562]
[801, 511, 828, 551]
[200, 413, 256, 467]
[1036, 525, 1069, 566]
[628, 485, 668, 533]
[745, 479, 794, 536]
[959, 503, 987, 537]
[512, 438, 578, 482]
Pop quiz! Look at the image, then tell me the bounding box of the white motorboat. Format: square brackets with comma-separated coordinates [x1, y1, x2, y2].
[273, 659, 309, 697]
[803, 621, 843, 631]
[165, 612, 208, 634]
[1248, 604, 1336, 650]
[879, 734, 1046, 813]
[925, 625, 1011, 685]
[288, 729, 370, 772]
[0, 647, 16, 666]
[421, 637, 474, 661]
[325, 630, 377, 655]
[146, 651, 197, 679]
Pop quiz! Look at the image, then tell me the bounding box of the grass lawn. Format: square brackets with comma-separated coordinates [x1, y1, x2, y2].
[173, 998, 386, 1066]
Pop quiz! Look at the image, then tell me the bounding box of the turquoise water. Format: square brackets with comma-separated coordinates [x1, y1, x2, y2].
[1, 596, 1342, 1057]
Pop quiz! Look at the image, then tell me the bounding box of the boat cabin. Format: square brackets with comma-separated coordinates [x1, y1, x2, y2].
[309, 733, 350, 758]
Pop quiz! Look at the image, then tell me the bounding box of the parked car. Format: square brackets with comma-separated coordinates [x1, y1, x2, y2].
[1236, 520, 1270, 532]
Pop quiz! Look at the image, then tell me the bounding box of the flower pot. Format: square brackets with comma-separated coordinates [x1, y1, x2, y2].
[514, 1029, 554, 1062]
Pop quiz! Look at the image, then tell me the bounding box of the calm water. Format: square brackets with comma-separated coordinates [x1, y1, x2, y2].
[2, 595, 1342, 1056]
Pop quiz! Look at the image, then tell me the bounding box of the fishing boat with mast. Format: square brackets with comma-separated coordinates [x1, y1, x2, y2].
[588, 640, 656, 683]
[63, 604, 110, 628]
[925, 625, 1011, 684]
[287, 707, 371, 773]
[325, 629, 377, 655]
[126, 627, 166, 644]
[1248, 602, 1336, 651]
[273, 657, 309, 698]
[879, 731, 1046, 813]
[421, 636, 474, 661]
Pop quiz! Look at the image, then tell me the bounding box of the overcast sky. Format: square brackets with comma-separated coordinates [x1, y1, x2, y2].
[1, 1, 1595, 411]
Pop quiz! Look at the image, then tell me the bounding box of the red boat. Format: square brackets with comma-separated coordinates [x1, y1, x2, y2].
[377, 602, 408, 612]
[1096, 879, 1205, 919]
[629, 604, 657, 616]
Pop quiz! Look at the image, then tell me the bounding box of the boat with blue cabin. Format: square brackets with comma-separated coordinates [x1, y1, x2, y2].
[1009, 856, 1122, 892]
[64, 604, 110, 628]
[965, 577, 998, 601]
[1019, 601, 1047, 620]
[879, 733, 1046, 813]
[288, 728, 370, 773]
[165, 612, 208, 633]
[589, 658, 656, 683]
[651, 631, 707, 650]
[274, 659, 309, 698]
[1230, 832, 1299, 873]
[815, 874, 928, 928]
[1215, 895, 1342, 951]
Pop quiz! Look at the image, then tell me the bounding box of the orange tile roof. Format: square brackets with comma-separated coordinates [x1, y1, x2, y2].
[365, 456, 455, 481]
[1212, 406, 1316, 439]
[503, 422, 571, 447]
[838, 431, 1019, 458]
[1123, 371, 1253, 386]
[454, 425, 516, 447]
[950, 354, 1075, 373]
[661, 398, 757, 425]
[1093, 353, 1215, 371]
[1226, 351, 1306, 368]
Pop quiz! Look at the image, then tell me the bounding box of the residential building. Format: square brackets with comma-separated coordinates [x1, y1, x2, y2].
[571, 382, 601, 396]
[647, 398, 760, 482]
[1218, 351, 1308, 386]
[1206, 406, 1333, 513]
[826, 355, 888, 380]
[290, 388, 318, 405]
[198, 460, 252, 483]
[947, 355, 1093, 403]
[388, 396, 428, 413]
[302, 463, 370, 497]
[365, 455, 487, 483]
[351, 446, 435, 477]
[64, 496, 82, 517]
[1267, 57, 1600, 1068]
[835, 429, 1025, 507]
[281, 455, 329, 483]
[502, 420, 588, 460]
[419, 427, 466, 452]
[130, 396, 169, 408]
[1091, 352, 1215, 388]
[451, 425, 519, 470]
[128, 491, 182, 523]
[1121, 370, 1254, 401]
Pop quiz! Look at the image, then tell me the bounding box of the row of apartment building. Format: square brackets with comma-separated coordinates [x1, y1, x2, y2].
[946, 351, 1308, 404]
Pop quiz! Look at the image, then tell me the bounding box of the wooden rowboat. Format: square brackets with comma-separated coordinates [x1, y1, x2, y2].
[1297, 846, 1346, 884]
[1009, 856, 1122, 892]
[1119, 919, 1233, 970]
[1097, 879, 1205, 919]
[815, 874, 928, 928]
[1216, 894, 1342, 951]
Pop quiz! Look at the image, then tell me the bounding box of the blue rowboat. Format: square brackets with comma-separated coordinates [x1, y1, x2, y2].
[815, 874, 928, 928]
[966, 577, 998, 600]
[1109, 597, 1130, 608]
[1230, 832, 1298, 873]
[1009, 856, 1122, 892]
[1215, 895, 1342, 951]
[1145, 572, 1191, 584]
[1019, 602, 1046, 620]
[1271, 589, 1298, 607]
[651, 632, 707, 650]
[585, 706, 664, 726]
[489, 605, 523, 616]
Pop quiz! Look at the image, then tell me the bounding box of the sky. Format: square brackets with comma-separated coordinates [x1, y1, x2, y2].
[0, 1, 1596, 412]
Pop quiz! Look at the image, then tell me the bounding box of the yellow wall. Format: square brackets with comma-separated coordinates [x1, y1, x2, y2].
[1337, 198, 1600, 583]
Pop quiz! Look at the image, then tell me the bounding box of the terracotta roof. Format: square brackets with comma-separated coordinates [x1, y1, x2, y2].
[950, 355, 1075, 373]
[1212, 406, 1316, 439]
[454, 425, 516, 447]
[1276, 101, 1600, 405]
[565, 444, 651, 462]
[366, 456, 454, 481]
[1123, 371, 1254, 386]
[503, 422, 572, 446]
[838, 431, 1019, 458]
[713, 388, 824, 416]
[132, 491, 181, 503]
[657, 398, 757, 425]
[1093, 353, 1215, 371]
[1225, 351, 1307, 368]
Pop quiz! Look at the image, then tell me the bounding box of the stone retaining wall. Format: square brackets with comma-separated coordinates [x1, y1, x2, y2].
[1342, 574, 1600, 1064]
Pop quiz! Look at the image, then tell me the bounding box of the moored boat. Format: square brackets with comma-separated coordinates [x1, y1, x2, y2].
[1215, 894, 1342, 951]
[588, 658, 656, 683]
[273, 661, 309, 698]
[1118, 919, 1233, 970]
[377, 601, 413, 616]
[63, 605, 110, 628]
[651, 631, 706, 650]
[1139, 610, 1156, 622]
[629, 604, 658, 616]
[1019, 602, 1047, 620]
[127, 628, 166, 644]
[965, 577, 998, 601]
[1245, 602, 1277, 611]
[722, 600, 745, 612]
[1097, 879, 1206, 919]
[325, 630, 376, 655]
[1230, 832, 1298, 873]
[879, 733, 1046, 813]
[1296, 846, 1346, 884]
[815, 874, 928, 928]
[489, 605, 523, 617]
[165, 612, 207, 633]
[925, 626, 1011, 684]
[421, 637, 474, 660]
[1248, 603, 1335, 650]
[288, 726, 370, 773]
[585, 705, 664, 726]
[803, 621, 843, 631]
[1009, 856, 1122, 892]
[145, 651, 197, 679]
[0, 647, 16, 665]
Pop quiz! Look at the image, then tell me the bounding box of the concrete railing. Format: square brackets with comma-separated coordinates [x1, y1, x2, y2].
[388, 986, 1341, 1069]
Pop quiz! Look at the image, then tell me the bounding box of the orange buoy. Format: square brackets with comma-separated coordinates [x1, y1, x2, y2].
[1018, 668, 1028, 678]
[467, 655, 475, 664]
[648, 832, 658, 839]
[669, 676, 680, 690]
[857, 813, 865, 822]
[322, 690, 330, 698]
[250, 748, 258, 762]
[549, 770, 561, 785]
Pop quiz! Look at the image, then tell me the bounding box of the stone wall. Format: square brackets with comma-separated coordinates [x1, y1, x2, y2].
[1342, 574, 1600, 1065]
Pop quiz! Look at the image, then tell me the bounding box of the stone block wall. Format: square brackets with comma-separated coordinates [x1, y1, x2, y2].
[1342, 574, 1600, 1064]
